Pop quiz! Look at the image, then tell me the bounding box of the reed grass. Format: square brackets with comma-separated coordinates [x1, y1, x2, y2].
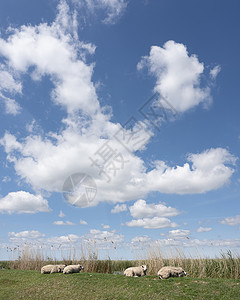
[144, 247, 240, 279]
[2, 245, 240, 279]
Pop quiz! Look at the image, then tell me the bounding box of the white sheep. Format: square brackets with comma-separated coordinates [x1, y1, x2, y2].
[41, 264, 66, 274]
[124, 265, 147, 277]
[157, 266, 187, 279]
[50, 264, 66, 274]
[63, 264, 84, 274]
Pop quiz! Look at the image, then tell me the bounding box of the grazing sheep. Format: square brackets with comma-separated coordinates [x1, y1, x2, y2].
[158, 266, 187, 279]
[124, 265, 147, 277]
[41, 264, 66, 274]
[63, 264, 84, 274]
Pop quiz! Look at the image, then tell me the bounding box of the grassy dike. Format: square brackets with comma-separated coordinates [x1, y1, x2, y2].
[0, 269, 240, 300]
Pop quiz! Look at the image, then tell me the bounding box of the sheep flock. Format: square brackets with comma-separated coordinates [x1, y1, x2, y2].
[41, 263, 187, 280]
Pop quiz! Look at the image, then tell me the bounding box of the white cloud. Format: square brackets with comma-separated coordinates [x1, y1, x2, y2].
[55, 0, 79, 39]
[1, 126, 236, 205]
[2, 97, 21, 115]
[0, 2, 236, 209]
[2, 176, 11, 183]
[101, 224, 110, 229]
[25, 120, 43, 134]
[83, 229, 124, 249]
[130, 235, 152, 249]
[0, 113, 236, 205]
[153, 238, 240, 249]
[126, 217, 178, 229]
[58, 210, 65, 218]
[73, 0, 128, 24]
[184, 238, 240, 248]
[146, 148, 236, 194]
[197, 227, 212, 233]
[129, 199, 180, 218]
[168, 229, 190, 239]
[53, 220, 75, 225]
[219, 215, 240, 226]
[8, 230, 45, 239]
[47, 234, 80, 245]
[0, 1, 100, 116]
[80, 219, 88, 225]
[0, 191, 51, 214]
[137, 40, 215, 113]
[131, 235, 152, 243]
[5, 229, 240, 258]
[0, 132, 22, 161]
[97, 0, 128, 24]
[129, 235, 240, 252]
[210, 65, 221, 80]
[0, 65, 22, 115]
[111, 204, 127, 214]
[0, 66, 22, 94]
[5, 229, 124, 254]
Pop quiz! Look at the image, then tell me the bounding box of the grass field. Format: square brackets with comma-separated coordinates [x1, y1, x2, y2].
[0, 269, 240, 300]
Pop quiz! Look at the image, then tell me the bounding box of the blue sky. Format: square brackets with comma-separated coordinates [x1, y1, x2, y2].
[0, 0, 240, 260]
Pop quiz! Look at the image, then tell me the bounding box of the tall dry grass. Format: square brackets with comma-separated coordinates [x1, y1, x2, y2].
[144, 247, 240, 279]
[2, 244, 240, 279]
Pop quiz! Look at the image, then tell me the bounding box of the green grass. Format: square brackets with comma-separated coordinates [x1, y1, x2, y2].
[0, 269, 240, 300]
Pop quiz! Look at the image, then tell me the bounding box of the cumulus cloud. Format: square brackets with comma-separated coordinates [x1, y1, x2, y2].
[129, 199, 180, 218]
[0, 127, 236, 205]
[0, 191, 51, 214]
[0, 2, 236, 209]
[0, 1, 99, 116]
[0, 123, 147, 205]
[111, 204, 127, 214]
[8, 230, 45, 239]
[126, 217, 178, 229]
[197, 227, 212, 233]
[146, 148, 236, 195]
[0, 120, 236, 205]
[219, 215, 240, 226]
[137, 40, 218, 113]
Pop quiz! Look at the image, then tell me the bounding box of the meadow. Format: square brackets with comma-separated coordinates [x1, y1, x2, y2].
[0, 247, 240, 299]
[1, 269, 240, 300]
